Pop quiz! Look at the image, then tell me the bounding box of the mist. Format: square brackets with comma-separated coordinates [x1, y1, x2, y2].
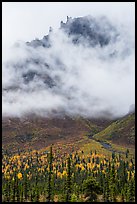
[2, 15, 135, 119]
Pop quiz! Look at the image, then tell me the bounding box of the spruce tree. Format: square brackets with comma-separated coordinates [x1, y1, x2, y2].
[83, 177, 102, 202]
[126, 179, 135, 202]
[47, 146, 53, 202]
[66, 156, 71, 202]
[24, 173, 28, 201]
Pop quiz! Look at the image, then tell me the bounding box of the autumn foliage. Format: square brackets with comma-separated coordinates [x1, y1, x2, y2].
[2, 147, 135, 202]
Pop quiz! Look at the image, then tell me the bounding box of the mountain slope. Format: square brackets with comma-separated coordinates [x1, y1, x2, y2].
[2, 113, 135, 155]
[93, 113, 135, 146]
[2, 116, 112, 153]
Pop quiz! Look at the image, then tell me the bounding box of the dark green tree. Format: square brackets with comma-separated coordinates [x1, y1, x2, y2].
[112, 152, 115, 160]
[103, 175, 110, 202]
[83, 177, 102, 202]
[121, 189, 125, 202]
[47, 146, 53, 202]
[126, 179, 135, 202]
[66, 157, 71, 202]
[24, 173, 28, 201]
[126, 149, 129, 158]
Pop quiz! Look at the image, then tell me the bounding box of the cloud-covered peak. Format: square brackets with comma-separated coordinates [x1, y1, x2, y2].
[2, 15, 135, 118]
[27, 15, 118, 48]
[60, 15, 118, 47]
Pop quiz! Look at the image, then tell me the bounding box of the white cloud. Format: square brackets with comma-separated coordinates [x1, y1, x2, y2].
[2, 3, 135, 118]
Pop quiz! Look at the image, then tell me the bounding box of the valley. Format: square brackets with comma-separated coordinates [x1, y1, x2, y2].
[2, 113, 135, 158]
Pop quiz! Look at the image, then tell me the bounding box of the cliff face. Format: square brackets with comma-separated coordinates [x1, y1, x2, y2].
[60, 16, 118, 47]
[27, 16, 118, 48]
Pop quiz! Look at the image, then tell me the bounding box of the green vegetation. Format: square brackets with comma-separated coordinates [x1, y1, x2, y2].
[93, 113, 135, 145]
[2, 113, 135, 202]
[83, 177, 102, 202]
[2, 147, 135, 202]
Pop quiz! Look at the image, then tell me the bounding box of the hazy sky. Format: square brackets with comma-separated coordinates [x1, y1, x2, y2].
[2, 2, 135, 48]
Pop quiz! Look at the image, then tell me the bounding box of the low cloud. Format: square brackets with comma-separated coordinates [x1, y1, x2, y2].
[2, 15, 135, 119]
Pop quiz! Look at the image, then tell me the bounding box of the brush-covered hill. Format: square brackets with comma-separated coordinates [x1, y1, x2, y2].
[2, 112, 135, 155]
[2, 116, 113, 154]
[92, 112, 135, 147]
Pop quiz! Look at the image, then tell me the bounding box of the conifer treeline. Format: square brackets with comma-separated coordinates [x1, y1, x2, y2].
[2, 147, 135, 202]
